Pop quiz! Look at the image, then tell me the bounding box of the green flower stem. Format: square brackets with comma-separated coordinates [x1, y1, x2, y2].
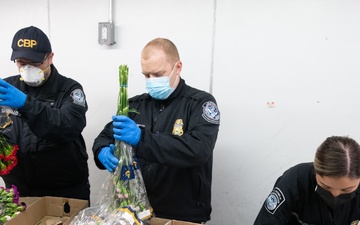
[0, 185, 26, 224]
[117, 65, 129, 116]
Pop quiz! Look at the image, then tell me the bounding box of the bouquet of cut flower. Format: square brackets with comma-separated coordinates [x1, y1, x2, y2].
[110, 65, 152, 219]
[0, 107, 18, 175]
[0, 134, 18, 175]
[70, 65, 152, 225]
[0, 185, 26, 224]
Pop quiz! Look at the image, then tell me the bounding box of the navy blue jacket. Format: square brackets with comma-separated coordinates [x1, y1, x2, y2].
[93, 78, 220, 223]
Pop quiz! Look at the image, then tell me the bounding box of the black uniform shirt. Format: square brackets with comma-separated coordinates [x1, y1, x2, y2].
[93, 78, 220, 223]
[0, 64, 90, 200]
[254, 162, 360, 225]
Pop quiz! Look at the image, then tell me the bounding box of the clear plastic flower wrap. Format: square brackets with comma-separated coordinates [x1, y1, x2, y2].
[69, 203, 109, 225]
[108, 141, 152, 222]
[70, 65, 152, 225]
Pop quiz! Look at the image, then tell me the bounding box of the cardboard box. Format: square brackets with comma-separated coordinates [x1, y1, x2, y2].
[172, 220, 202, 225]
[150, 217, 171, 225]
[5, 196, 88, 225]
[150, 217, 202, 225]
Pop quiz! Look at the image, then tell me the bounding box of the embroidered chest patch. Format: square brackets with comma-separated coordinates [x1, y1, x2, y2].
[70, 89, 86, 107]
[202, 101, 220, 124]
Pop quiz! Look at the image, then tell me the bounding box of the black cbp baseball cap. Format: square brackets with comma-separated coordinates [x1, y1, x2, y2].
[10, 26, 52, 63]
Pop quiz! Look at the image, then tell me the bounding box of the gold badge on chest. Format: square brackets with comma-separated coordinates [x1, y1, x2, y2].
[172, 119, 184, 136]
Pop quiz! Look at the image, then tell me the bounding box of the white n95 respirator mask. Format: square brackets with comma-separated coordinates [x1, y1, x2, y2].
[19, 65, 46, 87]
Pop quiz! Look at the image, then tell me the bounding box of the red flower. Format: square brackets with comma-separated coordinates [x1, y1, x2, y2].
[0, 134, 18, 175]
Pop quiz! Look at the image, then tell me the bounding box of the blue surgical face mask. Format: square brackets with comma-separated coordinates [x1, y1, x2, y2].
[146, 63, 178, 100]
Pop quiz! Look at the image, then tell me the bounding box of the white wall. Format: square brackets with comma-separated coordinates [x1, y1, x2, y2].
[1, 0, 360, 224]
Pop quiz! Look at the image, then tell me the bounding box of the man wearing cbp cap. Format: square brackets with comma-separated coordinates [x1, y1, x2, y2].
[0, 26, 90, 202]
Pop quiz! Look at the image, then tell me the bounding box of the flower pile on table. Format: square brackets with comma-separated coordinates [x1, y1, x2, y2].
[0, 185, 26, 224]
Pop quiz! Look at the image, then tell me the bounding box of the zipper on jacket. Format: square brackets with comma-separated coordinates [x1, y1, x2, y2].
[152, 103, 164, 133]
[329, 211, 333, 225]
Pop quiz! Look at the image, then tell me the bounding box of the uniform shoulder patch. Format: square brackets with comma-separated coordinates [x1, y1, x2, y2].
[202, 101, 220, 124]
[70, 89, 86, 107]
[265, 187, 285, 214]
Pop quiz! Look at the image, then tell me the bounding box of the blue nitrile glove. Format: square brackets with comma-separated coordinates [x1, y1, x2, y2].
[112, 115, 141, 146]
[0, 79, 26, 109]
[98, 144, 118, 173]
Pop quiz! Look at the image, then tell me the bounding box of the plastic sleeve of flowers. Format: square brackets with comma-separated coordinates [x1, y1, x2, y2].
[110, 65, 152, 221]
[110, 141, 153, 222]
[70, 175, 115, 225]
[101, 207, 149, 225]
[69, 65, 152, 225]
[69, 204, 110, 225]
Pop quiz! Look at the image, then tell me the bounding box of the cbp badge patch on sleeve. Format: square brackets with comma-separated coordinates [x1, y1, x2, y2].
[202, 101, 220, 124]
[265, 187, 285, 214]
[70, 89, 86, 107]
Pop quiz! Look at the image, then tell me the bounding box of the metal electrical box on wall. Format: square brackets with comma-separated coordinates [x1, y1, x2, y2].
[98, 22, 116, 45]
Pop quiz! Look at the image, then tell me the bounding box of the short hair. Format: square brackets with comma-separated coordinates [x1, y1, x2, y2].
[314, 136, 360, 178]
[142, 38, 180, 64]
